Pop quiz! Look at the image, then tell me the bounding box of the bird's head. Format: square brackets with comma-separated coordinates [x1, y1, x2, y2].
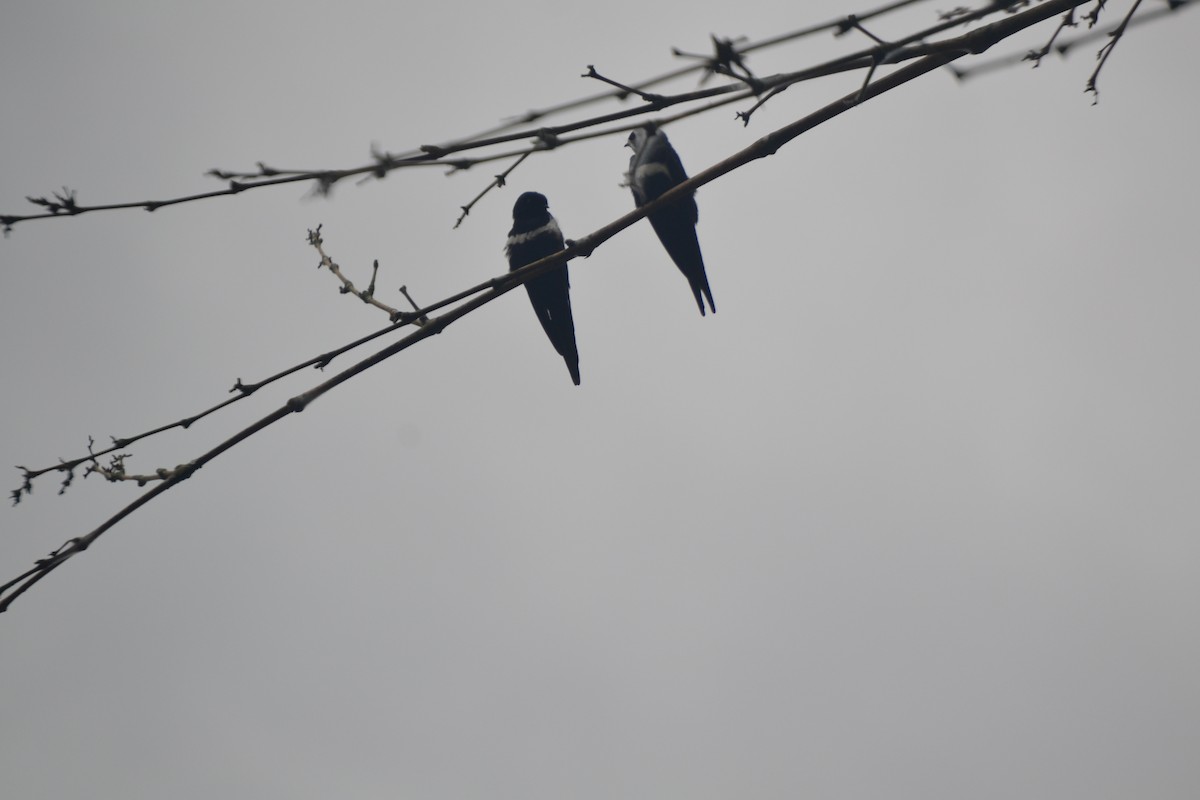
[625, 123, 662, 152]
[512, 191, 550, 220]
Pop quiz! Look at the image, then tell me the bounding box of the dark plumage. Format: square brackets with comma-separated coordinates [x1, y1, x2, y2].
[505, 191, 581, 386]
[626, 126, 715, 316]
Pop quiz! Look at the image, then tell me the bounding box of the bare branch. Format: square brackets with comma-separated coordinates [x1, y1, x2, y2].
[9, 230, 444, 504]
[84, 450, 195, 488]
[308, 225, 404, 318]
[1024, 7, 1078, 66]
[1085, 0, 1144, 103]
[673, 34, 764, 92]
[1083, 0, 1109, 27]
[582, 66, 668, 106]
[948, 0, 1194, 79]
[398, 286, 430, 326]
[453, 151, 532, 229]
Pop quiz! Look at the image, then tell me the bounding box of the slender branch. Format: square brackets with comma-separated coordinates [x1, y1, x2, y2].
[0, 81, 744, 232]
[453, 152, 532, 229]
[398, 286, 430, 326]
[420, 7, 1013, 215]
[1, 248, 575, 612]
[1085, 0, 1144, 103]
[370, 0, 938, 154]
[85, 453, 195, 488]
[731, 0, 1049, 122]
[581, 66, 667, 105]
[207, 162, 318, 181]
[470, 0, 934, 135]
[13, 224, 590, 504]
[1024, 7, 1078, 67]
[948, 0, 1194, 79]
[1059, 0, 1189, 54]
[735, 86, 789, 126]
[1, 0, 1098, 613]
[1083, 0, 1109, 27]
[308, 225, 404, 318]
[9, 271, 492, 505]
[744, 0, 931, 49]
[3, 0, 1035, 234]
[845, 14, 891, 46]
[673, 35, 763, 90]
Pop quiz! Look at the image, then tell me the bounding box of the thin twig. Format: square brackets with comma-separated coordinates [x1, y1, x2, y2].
[86, 455, 196, 488]
[398, 286, 430, 326]
[731, 0, 1047, 121]
[1085, 0, 1144, 103]
[1024, 7, 1078, 67]
[453, 151, 532, 229]
[948, 0, 1193, 79]
[308, 225, 403, 318]
[9, 255, 530, 504]
[1083, 0, 1109, 28]
[581, 66, 667, 105]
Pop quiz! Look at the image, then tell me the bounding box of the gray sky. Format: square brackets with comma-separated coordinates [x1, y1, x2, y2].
[2, 1, 1198, 798]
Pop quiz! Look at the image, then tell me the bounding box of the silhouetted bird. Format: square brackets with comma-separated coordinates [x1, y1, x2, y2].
[626, 125, 715, 316]
[505, 191, 581, 386]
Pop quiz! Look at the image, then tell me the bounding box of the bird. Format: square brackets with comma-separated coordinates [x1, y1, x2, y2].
[626, 125, 715, 316]
[505, 191, 581, 386]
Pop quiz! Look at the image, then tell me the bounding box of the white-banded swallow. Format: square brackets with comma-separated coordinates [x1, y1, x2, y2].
[626, 126, 715, 316]
[505, 191, 581, 386]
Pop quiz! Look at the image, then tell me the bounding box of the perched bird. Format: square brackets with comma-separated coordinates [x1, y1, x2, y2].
[505, 191, 581, 386]
[626, 125, 715, 316]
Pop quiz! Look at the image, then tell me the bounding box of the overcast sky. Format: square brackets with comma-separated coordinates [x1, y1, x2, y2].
[2, 1, 1198, 798]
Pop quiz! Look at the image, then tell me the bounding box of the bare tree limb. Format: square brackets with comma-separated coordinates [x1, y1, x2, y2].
[453, 152, 532, 229]
[1086, 0, 1144, 102]
[948, 0, 1191, 80]
[308, 225, 405, 319]
[1024, 6, 1079, 67]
